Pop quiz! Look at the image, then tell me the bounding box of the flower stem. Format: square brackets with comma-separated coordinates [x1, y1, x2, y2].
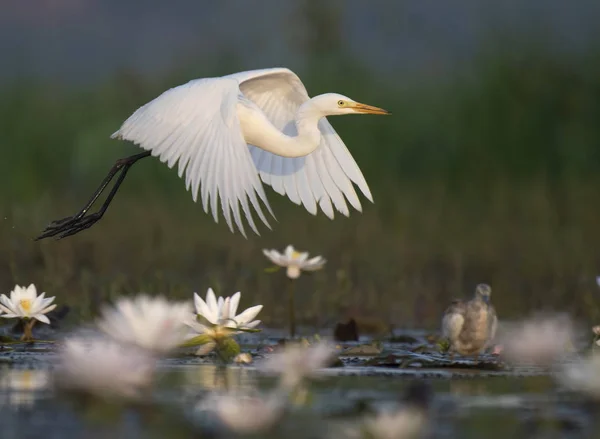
[288, 278, 296, 339]
[21, 319, 36, 342]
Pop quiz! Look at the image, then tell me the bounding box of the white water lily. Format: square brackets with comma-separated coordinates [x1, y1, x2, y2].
[97, 294, 191, 355]
[191, 288, 263, 333]
[359, 408, 427, 439]
[54, 337, 156, 400]
[185, 289, 262, 359]
[202, 393, 286, 434]
[558, 352, 600, 399]
[263, 245, 326, 279]
[498, 314, 575, 367]
[260, 342, 337, 389]
[0, 284, 56, 324]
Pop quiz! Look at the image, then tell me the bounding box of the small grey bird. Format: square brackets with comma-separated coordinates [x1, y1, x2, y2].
[441, 283, 498, 357]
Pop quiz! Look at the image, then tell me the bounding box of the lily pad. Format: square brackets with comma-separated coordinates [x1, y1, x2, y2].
[340, 343, 383, 356]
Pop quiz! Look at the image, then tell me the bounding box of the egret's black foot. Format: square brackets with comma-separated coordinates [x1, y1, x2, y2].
[35, 213, 102, 241]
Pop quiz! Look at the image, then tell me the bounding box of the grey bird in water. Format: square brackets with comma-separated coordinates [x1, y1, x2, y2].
[441, 283, 498, 358]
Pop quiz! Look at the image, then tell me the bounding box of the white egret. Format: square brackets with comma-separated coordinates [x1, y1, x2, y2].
[36, 67, 390, 240]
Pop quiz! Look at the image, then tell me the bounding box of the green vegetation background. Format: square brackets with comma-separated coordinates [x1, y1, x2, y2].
[2, 6, 600, 331]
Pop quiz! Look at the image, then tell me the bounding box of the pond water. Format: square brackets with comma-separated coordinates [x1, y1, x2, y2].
[0, 333, 597, 439]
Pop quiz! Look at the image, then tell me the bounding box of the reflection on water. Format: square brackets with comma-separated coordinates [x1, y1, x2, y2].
[0, 361, 597, 439]
[448, 380, 489, 397]
[179, 364, 258, 392]
[0, 368, 51, 410]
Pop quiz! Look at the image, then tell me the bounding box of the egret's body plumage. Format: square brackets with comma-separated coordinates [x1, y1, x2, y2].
[37, 68, 389, 240]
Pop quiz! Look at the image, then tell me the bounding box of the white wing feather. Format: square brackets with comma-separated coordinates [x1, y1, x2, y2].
[229, 68, 373, 219]
[111, 77, 272, 237]
[112, 67, 372, 235]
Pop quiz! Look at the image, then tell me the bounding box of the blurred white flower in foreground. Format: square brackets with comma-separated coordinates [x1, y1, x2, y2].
[360, 409, 427, 439]
[0, 284, 56, 323]
[0, 284, 57, 341]
[498, 314, 575, 367]
[558, 352, 600, 400]
[260, 342, 336, 389]
[335, 382, 431, 439]
[192, 288, 262, 332]
[200, 393, 286, 434]
[263, 245, 326, 279]
[97, 294, 191, 355]
[54, 337, 155, 400]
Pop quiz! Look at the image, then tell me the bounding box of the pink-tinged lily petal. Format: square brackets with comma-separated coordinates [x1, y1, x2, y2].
[39, 295, 56, 308]
[0, 297, 16, 314]
[305, 256, 325, 266]
[10, 286, 26, 304]
[2, 300, 17, 312]
[263, 249, 286, 266]
[194, 292, 216, 324]
[185, 319, 210, 335]
[302, 257, 326, 271]
[26, 284, 38, 298]
[245, 320, 261, 329]
[262, 249, 276, 263]
[221, 297, 231, 322]
[39, 304, 57, 314]
[206, 289, 219, 320]
[235, 305, 263, 326]
[284, 245, 296, 259]
[1, 313, 19, 318]
[34, 314, 50, 324]
[40, 297, 56, 310]
[229, 292, 241, 318]
[31, 292, 46, 311]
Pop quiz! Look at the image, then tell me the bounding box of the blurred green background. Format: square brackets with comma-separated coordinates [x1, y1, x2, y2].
[1, 0, 600, 331]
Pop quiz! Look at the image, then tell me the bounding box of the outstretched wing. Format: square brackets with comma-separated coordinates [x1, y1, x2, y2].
[228, 68, 373, 219]
[111, 76, 273, 237]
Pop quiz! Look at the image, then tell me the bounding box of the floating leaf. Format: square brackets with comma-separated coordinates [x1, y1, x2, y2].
[235, 327, 262, 334]
[179, 334, 214, 348]
[264, 265, 281, 274]
[340, 343, 383, 356]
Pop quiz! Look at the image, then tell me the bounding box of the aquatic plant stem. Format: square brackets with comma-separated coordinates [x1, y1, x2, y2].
[288, 278, 296, 339]
[21, 319, 36, 342]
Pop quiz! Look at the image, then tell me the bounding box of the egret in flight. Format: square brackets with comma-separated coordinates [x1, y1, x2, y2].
[36, 67, 390, 240]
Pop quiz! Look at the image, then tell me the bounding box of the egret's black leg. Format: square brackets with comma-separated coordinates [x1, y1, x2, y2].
[35, 151, 151, 240]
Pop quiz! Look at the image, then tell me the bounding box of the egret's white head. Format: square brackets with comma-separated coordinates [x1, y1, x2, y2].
[310, 93, 390, 116]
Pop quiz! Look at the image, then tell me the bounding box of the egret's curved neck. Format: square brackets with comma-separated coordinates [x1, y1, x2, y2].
[239, 98, 324, 158]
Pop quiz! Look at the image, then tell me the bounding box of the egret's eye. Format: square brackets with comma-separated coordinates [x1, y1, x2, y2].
[337, 100, 345, 107]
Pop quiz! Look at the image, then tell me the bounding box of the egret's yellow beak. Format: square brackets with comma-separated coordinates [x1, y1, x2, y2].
[351, 102, 391, 115]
